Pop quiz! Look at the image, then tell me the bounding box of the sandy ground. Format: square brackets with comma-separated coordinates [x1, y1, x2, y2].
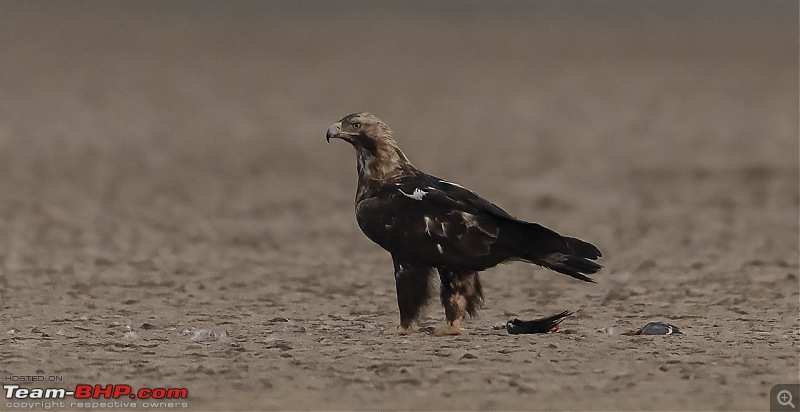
[0, 2, 798, 411]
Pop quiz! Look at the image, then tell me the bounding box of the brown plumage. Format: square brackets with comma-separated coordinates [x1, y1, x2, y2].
[326, 113, 602, 335]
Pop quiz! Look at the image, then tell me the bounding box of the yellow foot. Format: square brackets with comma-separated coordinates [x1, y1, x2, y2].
[432, 325, 465, 336]
[385, 325, 415, 335]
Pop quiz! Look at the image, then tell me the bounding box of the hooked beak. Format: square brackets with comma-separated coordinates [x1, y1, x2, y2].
[326, 122, 358, 143]
[325, 122, 341, 143]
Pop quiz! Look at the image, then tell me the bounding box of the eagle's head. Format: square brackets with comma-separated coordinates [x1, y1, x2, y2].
[326, 113, 390, 146]
[326, 113, 413, 182]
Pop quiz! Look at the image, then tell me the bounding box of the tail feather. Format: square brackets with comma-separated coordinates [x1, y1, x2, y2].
[564, 236, 602, 259]
[537, 254, 602, 283]
[502, 221, 603, 282]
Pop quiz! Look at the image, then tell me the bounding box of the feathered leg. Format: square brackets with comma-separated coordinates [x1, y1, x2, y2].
[390, 259, 435, 334]
[435, 269, 483, 335]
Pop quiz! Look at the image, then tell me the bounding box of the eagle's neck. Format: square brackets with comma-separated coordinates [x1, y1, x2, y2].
[355, 142, 415, 201]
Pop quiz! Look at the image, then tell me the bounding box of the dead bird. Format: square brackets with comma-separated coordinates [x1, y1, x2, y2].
[503, 310, 573, 334]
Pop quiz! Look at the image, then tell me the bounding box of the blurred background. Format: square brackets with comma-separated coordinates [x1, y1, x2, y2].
[0, 1, 797, 410]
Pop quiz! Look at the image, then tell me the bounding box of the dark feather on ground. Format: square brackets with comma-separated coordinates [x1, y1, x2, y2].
[506, 310, 573, 334]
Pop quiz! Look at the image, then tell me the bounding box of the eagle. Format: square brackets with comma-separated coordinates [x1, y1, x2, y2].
[326, 113, 602, 335]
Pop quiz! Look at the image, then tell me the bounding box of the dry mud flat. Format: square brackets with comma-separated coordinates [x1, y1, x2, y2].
[0, 2, 798, 411]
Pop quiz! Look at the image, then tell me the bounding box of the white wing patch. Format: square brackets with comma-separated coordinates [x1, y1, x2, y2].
[398, 188, 427, 200]
[424, 216, 447, 237]
[424, 216, 434, 236]
[436, 243, 444, 254]
[461, 211, 499, 237]
[461, 211, 479, 228]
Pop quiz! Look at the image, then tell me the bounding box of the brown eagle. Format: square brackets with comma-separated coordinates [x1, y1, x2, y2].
[326, 113, 602, 335]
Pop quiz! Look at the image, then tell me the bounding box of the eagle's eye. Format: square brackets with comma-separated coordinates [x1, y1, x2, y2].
[352, 122, 361, 129]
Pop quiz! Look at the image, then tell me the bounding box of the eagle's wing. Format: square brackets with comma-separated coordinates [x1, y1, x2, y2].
[428, 175, 602, 280]
[356, 172, 601, 280]
[422, 176, 517, 221]
[355, 175, 507, 269]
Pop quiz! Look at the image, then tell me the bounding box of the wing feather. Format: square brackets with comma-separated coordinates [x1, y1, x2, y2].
[357, 172, 601, 280]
